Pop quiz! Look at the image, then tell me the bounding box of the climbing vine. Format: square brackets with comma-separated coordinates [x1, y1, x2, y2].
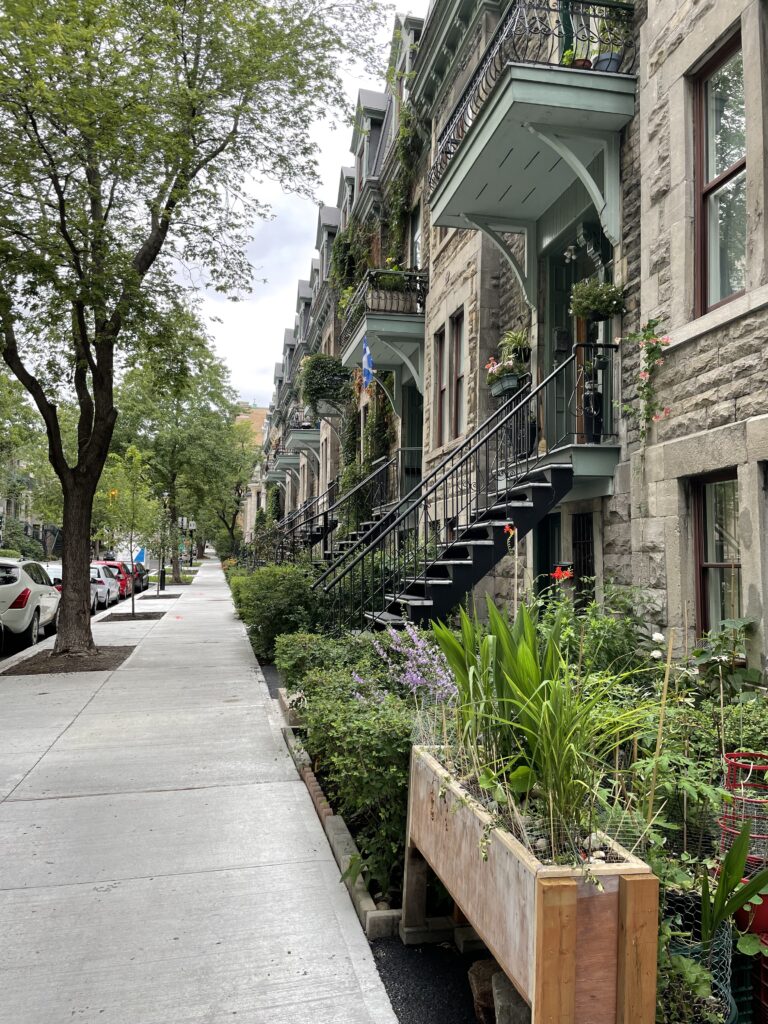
[329, 217, 377, 292]
[620, 318, 672, 443]
[385, 104, 420, 264]
[298, 354, 353, 417]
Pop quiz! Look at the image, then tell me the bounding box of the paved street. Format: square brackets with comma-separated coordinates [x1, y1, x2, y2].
[0, 563, 397, 1024]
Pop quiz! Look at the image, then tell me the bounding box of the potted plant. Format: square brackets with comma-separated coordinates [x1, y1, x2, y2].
[592, 9, 633, 73]
[499, 327, 531, 364]
[569, 278, 625, 322]
[485, 330, 530, 396]
[400, 602, 660, 1024]
[561, 47, 592, 70]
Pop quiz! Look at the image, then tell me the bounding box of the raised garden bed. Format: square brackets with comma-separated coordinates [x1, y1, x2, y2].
[401, 747, 659, 1024]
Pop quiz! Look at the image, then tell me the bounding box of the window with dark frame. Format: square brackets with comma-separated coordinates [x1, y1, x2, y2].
[695, 36, 746, 315]
[435, 327, 447, 447]
[571, 512, 595, 604]
[693, 474, 742, 634]
[451, 310, 465, 440]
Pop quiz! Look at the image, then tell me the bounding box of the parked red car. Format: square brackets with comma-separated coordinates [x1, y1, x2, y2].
[92, 560, 134, 599]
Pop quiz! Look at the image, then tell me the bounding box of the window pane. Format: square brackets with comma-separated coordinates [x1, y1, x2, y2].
[707, 170, 746, 304]
[706, 50, 745, 179]
[455, 383, 465, 436]
[703, 479, 740, 563]
[705, 566, 742, 630]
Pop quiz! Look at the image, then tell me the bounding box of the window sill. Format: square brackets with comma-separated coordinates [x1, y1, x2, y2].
[667, 283, 768, 351]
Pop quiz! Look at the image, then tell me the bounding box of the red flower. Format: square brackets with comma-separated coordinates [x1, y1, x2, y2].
[551, 566, 574, 581]
[504, 524, 516, 536]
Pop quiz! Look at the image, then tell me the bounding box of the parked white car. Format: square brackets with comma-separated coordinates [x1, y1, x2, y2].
[45, 562, 102, 615]
[0, 559, 61, 650]
[90, 563, 120, 609]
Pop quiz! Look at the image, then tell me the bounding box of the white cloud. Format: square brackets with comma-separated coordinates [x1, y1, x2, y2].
[203, 2, 431, 406]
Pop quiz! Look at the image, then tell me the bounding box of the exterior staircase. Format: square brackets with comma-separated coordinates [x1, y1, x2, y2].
[314, 348, 614, 630]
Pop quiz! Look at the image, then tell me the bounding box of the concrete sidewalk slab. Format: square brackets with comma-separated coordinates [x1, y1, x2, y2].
[0, 561, 397, 1024]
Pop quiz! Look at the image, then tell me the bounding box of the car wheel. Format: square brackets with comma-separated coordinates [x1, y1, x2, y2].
[90, 594, 97, 615]
[20, 610, 41, 650]
[46, 610, 58, 638]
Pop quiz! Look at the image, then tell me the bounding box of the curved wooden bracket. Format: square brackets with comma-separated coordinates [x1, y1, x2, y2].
[525, 124, 621, 246]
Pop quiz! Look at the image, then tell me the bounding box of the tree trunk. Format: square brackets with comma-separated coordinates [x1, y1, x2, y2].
[169, 487, 181, 584]
[196, 537, 205, 559]
[55, 477, 98, 655]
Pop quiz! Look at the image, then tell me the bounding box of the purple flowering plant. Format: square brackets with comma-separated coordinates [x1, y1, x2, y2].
[368, 622, 457, 703]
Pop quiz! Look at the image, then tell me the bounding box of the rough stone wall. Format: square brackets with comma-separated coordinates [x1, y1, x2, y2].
[630, 0, 768, 657]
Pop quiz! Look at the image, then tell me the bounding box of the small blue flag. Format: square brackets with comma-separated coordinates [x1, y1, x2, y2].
[362, 335, 374, 389]
[134, 547, 145, 564]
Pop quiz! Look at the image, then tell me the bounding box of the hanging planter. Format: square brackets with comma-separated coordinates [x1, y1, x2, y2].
[569, 279, 626, 322]
[490, 373, 522, 397]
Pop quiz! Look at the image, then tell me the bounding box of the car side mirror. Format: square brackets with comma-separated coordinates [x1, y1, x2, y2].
[53, 577, 62, 586]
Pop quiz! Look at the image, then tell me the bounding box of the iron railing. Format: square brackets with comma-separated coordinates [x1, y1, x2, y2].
[277, 448, 423, 563]
[339, 269, 429, 351]
[428, 0, 636, 194]
[316, 343, 617, 631]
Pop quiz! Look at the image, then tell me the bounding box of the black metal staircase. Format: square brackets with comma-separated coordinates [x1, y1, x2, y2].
[275, 448, 422, 564]
[314, 347, 616, 631]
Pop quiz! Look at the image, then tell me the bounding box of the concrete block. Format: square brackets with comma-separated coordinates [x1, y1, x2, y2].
[469, 958, 499, 1024]
[492, 971, 531, 1024]
[399, 915, 454, 945]
[455, 924, 488, 954]
[746, 414, 768, 461]
[662, 421, 746, 478]
[364, 908, 402, 940]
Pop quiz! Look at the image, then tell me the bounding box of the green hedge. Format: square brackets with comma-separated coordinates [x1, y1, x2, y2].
[274, 631, 395, 693]
[303, 682, 413, 897]
[229, 564, 317, 660]
[0, 548, 22, 558]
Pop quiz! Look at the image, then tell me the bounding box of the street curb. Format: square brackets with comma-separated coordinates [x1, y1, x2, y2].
[281, 724, 401, 940]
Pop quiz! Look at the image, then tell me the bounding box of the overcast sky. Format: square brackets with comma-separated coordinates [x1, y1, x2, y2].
[201, 2, 431, 408]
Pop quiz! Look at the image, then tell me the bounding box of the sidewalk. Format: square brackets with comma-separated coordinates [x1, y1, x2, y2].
[0, 563, 397, 1024]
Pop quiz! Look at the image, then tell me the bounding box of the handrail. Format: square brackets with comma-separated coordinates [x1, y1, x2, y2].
[317, 359, 571, 594]
[312, 372, 541, 590]
[429, 0, 636, 195]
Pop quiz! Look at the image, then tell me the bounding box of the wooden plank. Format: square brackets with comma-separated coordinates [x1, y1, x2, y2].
[409, 747, 537, 999]
[533, 877, 577, 1024]
[616, 874, 659, 1024]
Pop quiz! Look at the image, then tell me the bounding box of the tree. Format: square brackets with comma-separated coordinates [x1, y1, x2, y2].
[0, 0, 385, 654]
[114, 304, 235, 582]
[186, 418, 259, 556]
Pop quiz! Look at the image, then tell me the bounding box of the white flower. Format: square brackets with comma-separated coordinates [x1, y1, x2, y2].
[650, 650, 663, 660]
[652, 632, 665, 643]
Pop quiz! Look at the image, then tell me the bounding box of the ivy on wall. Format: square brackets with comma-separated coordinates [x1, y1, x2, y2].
[329, 218, 378, 292]
[299, 354, 353, 417]
[385, 104, 420, 265]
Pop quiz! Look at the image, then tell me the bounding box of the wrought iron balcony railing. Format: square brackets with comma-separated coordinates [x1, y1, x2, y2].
[428, 0, 637, 195]
[339, 269, 429, 351]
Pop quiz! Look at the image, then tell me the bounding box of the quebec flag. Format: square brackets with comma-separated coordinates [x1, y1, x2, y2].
[134, 547, 145, 564]
[362, 335, 374, 389]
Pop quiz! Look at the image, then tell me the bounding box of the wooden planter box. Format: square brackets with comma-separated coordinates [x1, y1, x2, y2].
[401, 747, 658, 1024]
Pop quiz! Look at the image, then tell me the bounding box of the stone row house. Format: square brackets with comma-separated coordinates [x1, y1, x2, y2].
[261, 0, 768, 667]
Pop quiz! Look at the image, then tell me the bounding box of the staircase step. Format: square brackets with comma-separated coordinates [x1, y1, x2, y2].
[402, 577, 452, 586]
[364, 610, 406, 626]
[385, 594, 434, 607]
[433, 558, 473, 566]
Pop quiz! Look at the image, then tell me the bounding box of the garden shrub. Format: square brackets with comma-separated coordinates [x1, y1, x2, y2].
[274, 629, 404, 693]
[303, 686, 414, 897]
[229, 564, 317, 660]
[0, 548, 22, 558]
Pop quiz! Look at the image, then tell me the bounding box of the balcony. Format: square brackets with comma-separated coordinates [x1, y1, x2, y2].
[339, 269, 429, 392]
[284, 417, 321, 453]
[428, 0, 636, 249]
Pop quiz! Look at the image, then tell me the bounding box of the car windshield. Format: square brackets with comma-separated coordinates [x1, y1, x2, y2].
[0, 565, 20, 586]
